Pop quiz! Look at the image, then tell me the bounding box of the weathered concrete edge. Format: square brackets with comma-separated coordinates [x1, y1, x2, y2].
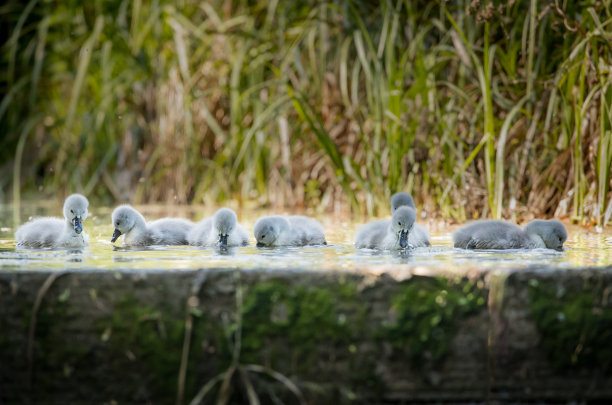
[1, 265, 612, 403]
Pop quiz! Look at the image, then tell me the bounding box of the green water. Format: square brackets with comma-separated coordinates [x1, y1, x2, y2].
[0, 204, 611, 271]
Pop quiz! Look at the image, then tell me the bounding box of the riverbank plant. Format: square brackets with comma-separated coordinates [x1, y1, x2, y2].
[1, 0, 611, 225]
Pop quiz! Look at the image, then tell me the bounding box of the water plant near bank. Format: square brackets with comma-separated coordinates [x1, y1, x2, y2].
[1, 0, 611, 225]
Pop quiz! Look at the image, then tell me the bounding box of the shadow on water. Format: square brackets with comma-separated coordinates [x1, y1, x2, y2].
[112, 245, 168, 252]
[391, 248, 415, 261]
[66, 249, 84, 263]
[213, 246, 237, 256]
[354, 246, 416, 263]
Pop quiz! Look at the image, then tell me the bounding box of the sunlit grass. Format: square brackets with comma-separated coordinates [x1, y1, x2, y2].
[1, 0, 611, 225]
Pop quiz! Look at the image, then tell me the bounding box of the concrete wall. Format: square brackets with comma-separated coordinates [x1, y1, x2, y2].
[1, 266, 611, 404]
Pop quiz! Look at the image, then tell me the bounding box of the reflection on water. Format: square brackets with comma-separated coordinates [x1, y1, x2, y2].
[0, 204, 610, 271]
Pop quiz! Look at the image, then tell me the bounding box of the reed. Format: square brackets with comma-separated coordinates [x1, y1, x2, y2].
[1, 0, 611, 224]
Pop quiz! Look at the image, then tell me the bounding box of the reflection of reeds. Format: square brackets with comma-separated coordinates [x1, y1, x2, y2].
[1, 1, 611, 224]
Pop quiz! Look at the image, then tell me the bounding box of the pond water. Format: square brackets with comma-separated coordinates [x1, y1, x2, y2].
[0, 204, 610, 271]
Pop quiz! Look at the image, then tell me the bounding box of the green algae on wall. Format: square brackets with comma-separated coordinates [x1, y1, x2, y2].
[5, 268, 612, 404]
[381, 276, 487, 366]
[94, 293, 230, 403]
[240, 278, 382, 399]
[528, 277, 612, 370]
[97, 295, 189, 401]
[241, 280, 359, 362]
[95, 277, 381, 403]
[10, 286, 91, 404]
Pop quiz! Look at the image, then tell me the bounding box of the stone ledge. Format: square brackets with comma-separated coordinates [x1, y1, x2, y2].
[1, 266, 611, 404]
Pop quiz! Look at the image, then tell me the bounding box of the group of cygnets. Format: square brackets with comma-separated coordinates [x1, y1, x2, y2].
[15, 192, 568, 252]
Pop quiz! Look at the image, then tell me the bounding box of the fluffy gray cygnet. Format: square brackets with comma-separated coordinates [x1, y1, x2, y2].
[355, 206, 429, 249]
[453, 219, 567, 251]
[389, 191, 430, 247]
[16, 193, 90, 248]
[111, 205, 194, 246]
[253, 215, 326, 247]
[390, 192, 416, 213]
[187, 208, 249, 247]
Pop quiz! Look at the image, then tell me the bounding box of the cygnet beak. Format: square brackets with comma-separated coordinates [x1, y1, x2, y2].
[218, 234, 229, 248]
[111, 228, 122, 243]
[399, 229, 408, 248]
[73, 217, 83, 234]
[256, 241, 265, 247]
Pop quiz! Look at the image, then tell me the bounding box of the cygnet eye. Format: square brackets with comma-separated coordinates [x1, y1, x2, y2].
[115, 221, 120, 227]
[70, 209, 74, 214]
[397, 221, 401, 226]
[261, 234, 266, 239]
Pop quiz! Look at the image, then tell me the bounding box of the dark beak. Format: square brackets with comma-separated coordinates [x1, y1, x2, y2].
[399, 230, 408, 248]
[218, 234, 228, 248]
[73, 217, 83, 234]
[256, 242, 265, 247]
[111, 228, 122, 243]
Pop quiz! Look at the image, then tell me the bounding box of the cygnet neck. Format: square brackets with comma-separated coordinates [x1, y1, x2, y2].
[525, 231, 545, 248]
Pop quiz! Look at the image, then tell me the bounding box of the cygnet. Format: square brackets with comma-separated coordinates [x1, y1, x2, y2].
[389, 192, 431, 246]
[187, 208, 249, 247]
[16, 193, 90, 248]
[253, 215, 326, 247]
[453, 219, 567, 251]
[111, 205, 194, 246]
[355, 206, 429, 249]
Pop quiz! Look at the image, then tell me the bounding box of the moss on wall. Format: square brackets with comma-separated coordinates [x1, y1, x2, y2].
[239, 278, 381, 399]
[23, 287, 92, 403]
[241, 280, 356, 360]
[528, 277, 612, 370]
[380, 276, 487, 366]
[93, 293, 228, 403]
[5, 268, 612, 403]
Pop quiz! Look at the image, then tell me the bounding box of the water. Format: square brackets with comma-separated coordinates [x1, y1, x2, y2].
[0, 204, 610, 271]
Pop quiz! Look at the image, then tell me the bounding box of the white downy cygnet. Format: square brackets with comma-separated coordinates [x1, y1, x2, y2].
[390, 192, 416, 212]
[16, 193, 89, 248]
[111, 205, 194, 246]
[453, 219, 568, 251]
[187, 208, 249, 247]
[389, 192, 431, 247]
[355, 206, 429, 250]
[253, 215, 326, 247]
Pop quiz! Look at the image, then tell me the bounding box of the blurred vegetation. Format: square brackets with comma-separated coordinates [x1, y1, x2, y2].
[1, 0, 611, 225]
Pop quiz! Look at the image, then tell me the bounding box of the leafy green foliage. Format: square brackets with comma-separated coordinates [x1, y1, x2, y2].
[1, 0, 611, 222]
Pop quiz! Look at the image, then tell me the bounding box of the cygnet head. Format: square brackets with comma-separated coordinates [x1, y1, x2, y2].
[524, 219, 567, 251]
[63, 194, 89, 234]
[111, 205, 144, 243]
[254, 217, 281, 247]
[391, 192, 416, 214]
[390, 206, 416, 248]
[213, 208, 237, 247]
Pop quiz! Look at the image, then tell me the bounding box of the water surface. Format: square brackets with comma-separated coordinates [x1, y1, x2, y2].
[1, 204, 610, 271]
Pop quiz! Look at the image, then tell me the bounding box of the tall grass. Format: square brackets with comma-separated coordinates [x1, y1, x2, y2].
[1, 0, 611, 225]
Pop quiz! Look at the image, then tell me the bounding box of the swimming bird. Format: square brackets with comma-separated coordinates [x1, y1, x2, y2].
[187, 208, 249, 247]
[16, 193, 90, 248]
[389, 191, 431, 246]
[453, 219, 567, 251]
[355, 206, 429, 249]
[390, 192, 416, 213]
[254, 215, 326, 247]
[110, 205, 194, 246]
